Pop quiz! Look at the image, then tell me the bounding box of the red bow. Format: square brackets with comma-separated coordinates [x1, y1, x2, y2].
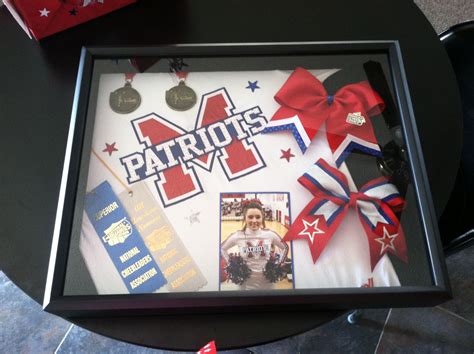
[263, 67, 385, 166]
[284, 159, 408, 270]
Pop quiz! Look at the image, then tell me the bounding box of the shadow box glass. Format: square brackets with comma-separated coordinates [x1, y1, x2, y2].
[43, 42, 450, 317]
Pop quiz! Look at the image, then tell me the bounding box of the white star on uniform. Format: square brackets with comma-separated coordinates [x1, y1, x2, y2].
[298, 218, 325, 244]
[375, 226, 398, 255]
[39, 8, 50, 17]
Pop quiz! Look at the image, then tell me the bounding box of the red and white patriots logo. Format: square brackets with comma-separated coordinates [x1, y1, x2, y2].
[120, 88, 267, 207]
[242, 240, 269, 257]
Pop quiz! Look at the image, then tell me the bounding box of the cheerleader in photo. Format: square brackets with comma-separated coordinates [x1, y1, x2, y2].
[221, 202, 288, 290]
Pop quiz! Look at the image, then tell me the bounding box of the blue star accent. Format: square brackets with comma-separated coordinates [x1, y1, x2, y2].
[69, 8, 78, 16]
[246, 81, 260, 92]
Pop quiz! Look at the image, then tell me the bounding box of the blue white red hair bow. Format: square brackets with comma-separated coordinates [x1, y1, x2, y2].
[284, 159, 408, 270]
[262, 67, 385, 166]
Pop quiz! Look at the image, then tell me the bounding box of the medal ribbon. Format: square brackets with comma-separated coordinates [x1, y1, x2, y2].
[84, 181, 168, 293]
[175, 71, 188, 81]
[90, 149, 208, 292]
[284, 158, 408, 270]
[125, 73, 136, 82]
[262, 67, 385, 166]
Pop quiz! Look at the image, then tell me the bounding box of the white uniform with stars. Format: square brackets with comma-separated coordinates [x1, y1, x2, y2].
[79, 69, 400, 294]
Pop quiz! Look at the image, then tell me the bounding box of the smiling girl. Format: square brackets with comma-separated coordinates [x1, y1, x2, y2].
[221, 202, 289, 290]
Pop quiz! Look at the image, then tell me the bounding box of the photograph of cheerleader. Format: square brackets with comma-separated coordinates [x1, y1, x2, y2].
[219, 192, 294, 291]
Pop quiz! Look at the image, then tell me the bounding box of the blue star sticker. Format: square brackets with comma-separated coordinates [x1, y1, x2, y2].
[69, 8, 78, 16]
[246, 80, 260, 92]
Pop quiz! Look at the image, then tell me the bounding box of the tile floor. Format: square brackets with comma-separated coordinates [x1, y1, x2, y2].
[1, 246, 472, 353]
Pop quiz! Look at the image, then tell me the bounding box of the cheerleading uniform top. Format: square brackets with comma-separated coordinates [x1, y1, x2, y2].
[221, 228, 288, 273]
[75, 69, 402, 294]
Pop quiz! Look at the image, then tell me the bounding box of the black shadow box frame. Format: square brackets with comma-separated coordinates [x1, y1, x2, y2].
[43, 41, 451, 317]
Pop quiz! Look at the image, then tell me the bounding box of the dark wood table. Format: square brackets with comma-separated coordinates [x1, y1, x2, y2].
[0, 0, 462, 350]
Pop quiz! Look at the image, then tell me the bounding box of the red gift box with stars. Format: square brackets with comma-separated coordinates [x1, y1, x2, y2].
[3, 0, 137, 40]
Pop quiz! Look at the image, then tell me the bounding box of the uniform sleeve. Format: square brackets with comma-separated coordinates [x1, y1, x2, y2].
[270, 231, 289, 264]
[220, 232, 239, 262]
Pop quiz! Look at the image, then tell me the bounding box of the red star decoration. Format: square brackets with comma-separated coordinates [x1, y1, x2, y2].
[280, 148, 295, 162]
[102, 142, 118, 156]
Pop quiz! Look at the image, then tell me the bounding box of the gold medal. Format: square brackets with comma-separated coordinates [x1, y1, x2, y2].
[109, 74, 141, 114]
[165, 59, 197, 112]
[165, 81, 197, 111]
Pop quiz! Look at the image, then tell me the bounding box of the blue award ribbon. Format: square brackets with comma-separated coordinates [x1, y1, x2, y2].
[84, 181, 167, 293]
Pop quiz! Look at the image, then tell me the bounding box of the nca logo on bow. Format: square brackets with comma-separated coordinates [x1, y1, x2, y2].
[120, 88, 267, 207]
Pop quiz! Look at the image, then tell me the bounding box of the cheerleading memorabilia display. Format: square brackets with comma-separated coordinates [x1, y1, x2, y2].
[3, 0, 136, 40]
[43, 43, 450, 316]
